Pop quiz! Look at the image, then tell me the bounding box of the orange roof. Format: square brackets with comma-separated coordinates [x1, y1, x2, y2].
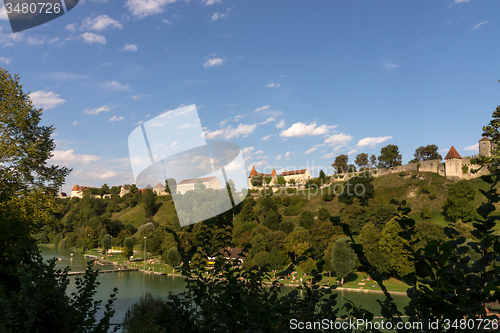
[280, 169, 308, 176]
[480, 137, 491, 142]
[445, 146, 462, 160]
[154, 183, 165, 188]
[177, 176, 218, 185]
[72, 184, 80, 191]
[249, 166, 258, 178]
[271, 168, 277, 176]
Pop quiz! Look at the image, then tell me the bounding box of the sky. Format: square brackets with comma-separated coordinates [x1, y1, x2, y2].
[1, 0, 499, 193]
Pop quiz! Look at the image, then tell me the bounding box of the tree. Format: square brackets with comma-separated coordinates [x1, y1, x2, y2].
[355, 153, 369, 170]
[266, 247, 288, 278]
[444, 180, 476, 222]
[378, 144, 402, 168]
[369, 154, 378, 169]
[99, 183, 110, 196]
[337, 176, 375, 206]
[143, 189, 157, 218]
[299, 210, 315, 230]
[318, 169, 326, 182]
[379, 219, 413, 277]
[409, 144, 442, 163]
[332, 237, 356, 285]
[123, 236, 135, 260]
[165, 247, 182, 273]
[165, 178, 176, 194]
[102, 234, 112, 256]
[0, 68, 116, 332]
[262, 209, 281, 231]
[332, 154, 348, 174]
[317, 207, 331, 221]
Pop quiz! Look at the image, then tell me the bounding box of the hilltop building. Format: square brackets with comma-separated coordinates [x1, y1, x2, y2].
[153, 183, 168, 195]
[248, 166, 312, 189]
[176, 176, 222, 195]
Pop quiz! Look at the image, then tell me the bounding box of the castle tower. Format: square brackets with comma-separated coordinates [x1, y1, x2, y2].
[444, 146, 462, 180]
[479, 137, 492, 157]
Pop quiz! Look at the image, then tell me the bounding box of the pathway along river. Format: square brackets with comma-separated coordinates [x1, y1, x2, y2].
[41, 246, 410, 330]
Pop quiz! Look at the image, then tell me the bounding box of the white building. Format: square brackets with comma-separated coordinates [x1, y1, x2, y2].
[176, 176, 222, 194]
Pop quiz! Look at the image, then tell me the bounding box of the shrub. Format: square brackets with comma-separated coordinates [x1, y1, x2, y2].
[283, 205, 301, 216]
[421, 206, 432, 220]
[429, 191, 437, 200]
[399, 171, 407, 177]
[322, 193, 334, 202]
[462, 165, 469, 174]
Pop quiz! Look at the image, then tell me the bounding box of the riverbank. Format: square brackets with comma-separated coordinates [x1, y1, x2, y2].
[79, 248, 410, 296]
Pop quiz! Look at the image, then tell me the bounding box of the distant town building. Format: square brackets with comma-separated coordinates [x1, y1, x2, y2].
[70, 184, 97, 198]
[176, 176, 222, 194]
[153, 182, 168, 195]
[120, 185, 131, 197]
[248, 166, 312, 189]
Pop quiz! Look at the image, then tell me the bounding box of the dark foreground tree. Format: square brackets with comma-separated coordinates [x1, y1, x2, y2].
[444, 179, 476, 221]
[0, 67, 117, 332]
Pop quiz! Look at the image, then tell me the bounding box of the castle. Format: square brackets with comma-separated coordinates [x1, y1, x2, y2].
[248, 167, 312, 189]
[375, 137, 495, 181]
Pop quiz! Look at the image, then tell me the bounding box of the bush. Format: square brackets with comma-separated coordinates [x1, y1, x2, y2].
[322, 193, 334, 202]
[462, 165, 469, 174]
[420, 184, 431, 195]
[399, 171, 407, 177]
[283, 205, 301, 216]
[429, 191, 437, 200]
[421, 206, 432, 220]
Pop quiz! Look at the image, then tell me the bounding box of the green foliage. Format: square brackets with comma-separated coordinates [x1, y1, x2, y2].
[278, 221, 294, 234]
[444, 180, 477, 221]
[194, 180, 206, 191]
[165, 178, 177, 194]
[378, 144, 402, 168]
[355, 153, 369, 170]
[417, 162, 421, 170]
[337, 176, 375, 206]
[331, 237, 356, 285]
[165, 247, 182, 271]
[0, 68, 117, 332]
[317, 207, 331, 221]
[102, 234, 112, 255]
[123, 237, 135, 259]
[122, 293, 171, 333]
[319, 169, 326, 180]
[276, 176, 285, 186]
[462, 164, 469, 174]
[298, 210, 315, 230]
[322, 192, 334, 202]
[379, 219, 413, 277]
[409, 144, 443, 163]
[283, 205, 301, 216]
[303, 259, 317, 276]
[264, 176, 273, 185]
[332, 154, 348, 173]
[421, 206, 432, 219]
[266, 247, 288, 271]
[399, 171, 407, 177]
[262, 209, 282, 231]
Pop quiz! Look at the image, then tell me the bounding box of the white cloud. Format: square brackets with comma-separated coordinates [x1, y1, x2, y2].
[275, 154, 283, 161]
[280, 122, 336, 138]
[100, 81, 131, 91]
[454, 0, 468, 3]
[122, 43, 138, 51]
[162, 19, 173, 25]
[50, 150, 101, 166]
[27, 36, 45, 45]
[131, 94, 148, 100]
[66, 23, 77, 31]
[285, 151, 291, 159]
[347, 149, 357, 155]
[324, 133, 353, 147]
[464, 143, 479, 151]
[234, 115, 244, 121]
[73, 168, 129, 180]
[205, 123, 257, 139]
[81, 32, 106, 45]
[82, 15, 122, 31]
[305, 144, 324, 154]
[204, 0, 222, 5]
[45, 72, 90, 81]
[84, 104, 115, 115]
[321, 152, 336, 159]
[472, 21, 488, 31]
[276, 119, 285, 129]
[134, 120, 144, 125]
[30, 91, 65, 110]
[383, 61, 399, 70]
[0, 57, 11, 64]
[204, 58, 224, 67]
[266, 82, 280, 88]
[260, 135, 272, 141]
[125, 0, 177, 18]
[254, 105, 270, 112]
[211, 11, 226, 21]
[357, 136, 392, 148]
[109, 116, 124, 122]
[259, 117, 275, 125]
[72, 121, 79, 125]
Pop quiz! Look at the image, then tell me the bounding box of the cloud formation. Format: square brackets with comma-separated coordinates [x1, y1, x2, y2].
[266, 82, 280, 88]
[472, 21, 488, 30]
[125, 0, 177, 18]
[81, 32, 106, 45]
[280, 122, 336, 138]
[122, 44, 138, 51]
[109, 116, 124, 122]
[82, 15, 122, 31]
[204, 58, 224, 67]
[100, 81, 131, 91]
[30, 91, 65, 110]
[324, 133, 353, 147]
[50, 149, 101, 166]
[463, 143, 479, 151]
[254, 105, 270, 112]
[84, 104, 115, 115]
[357, 136, 392, 148]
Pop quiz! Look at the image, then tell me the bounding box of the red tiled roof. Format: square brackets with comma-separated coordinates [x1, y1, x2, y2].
[280, 169, 308, 176]
[445, 146, 462, 160]
[271, 168, 277, 176]
[154, 183, 165, 188]
[138, 189, 146, 193]
[249, 166, 258, 178]
[72, 184, 80, 191]
[212, 247, 246, 260]
[480, 137, 491, 142]
[177, 176, 217, 185]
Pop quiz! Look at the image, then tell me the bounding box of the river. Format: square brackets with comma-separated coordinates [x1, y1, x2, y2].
[41, 246, 410, 331]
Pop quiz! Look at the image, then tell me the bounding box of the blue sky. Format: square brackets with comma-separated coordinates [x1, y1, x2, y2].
[1, 0, 499, 192]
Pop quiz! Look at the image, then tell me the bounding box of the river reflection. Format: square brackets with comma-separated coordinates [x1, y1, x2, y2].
[40, 246, 409, 330]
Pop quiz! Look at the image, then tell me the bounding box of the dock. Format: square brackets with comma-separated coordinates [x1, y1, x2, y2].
[68, 267, 138, 275]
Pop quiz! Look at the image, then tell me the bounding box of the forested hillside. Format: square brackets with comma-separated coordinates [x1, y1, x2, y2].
[40, 171, 494, 280]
